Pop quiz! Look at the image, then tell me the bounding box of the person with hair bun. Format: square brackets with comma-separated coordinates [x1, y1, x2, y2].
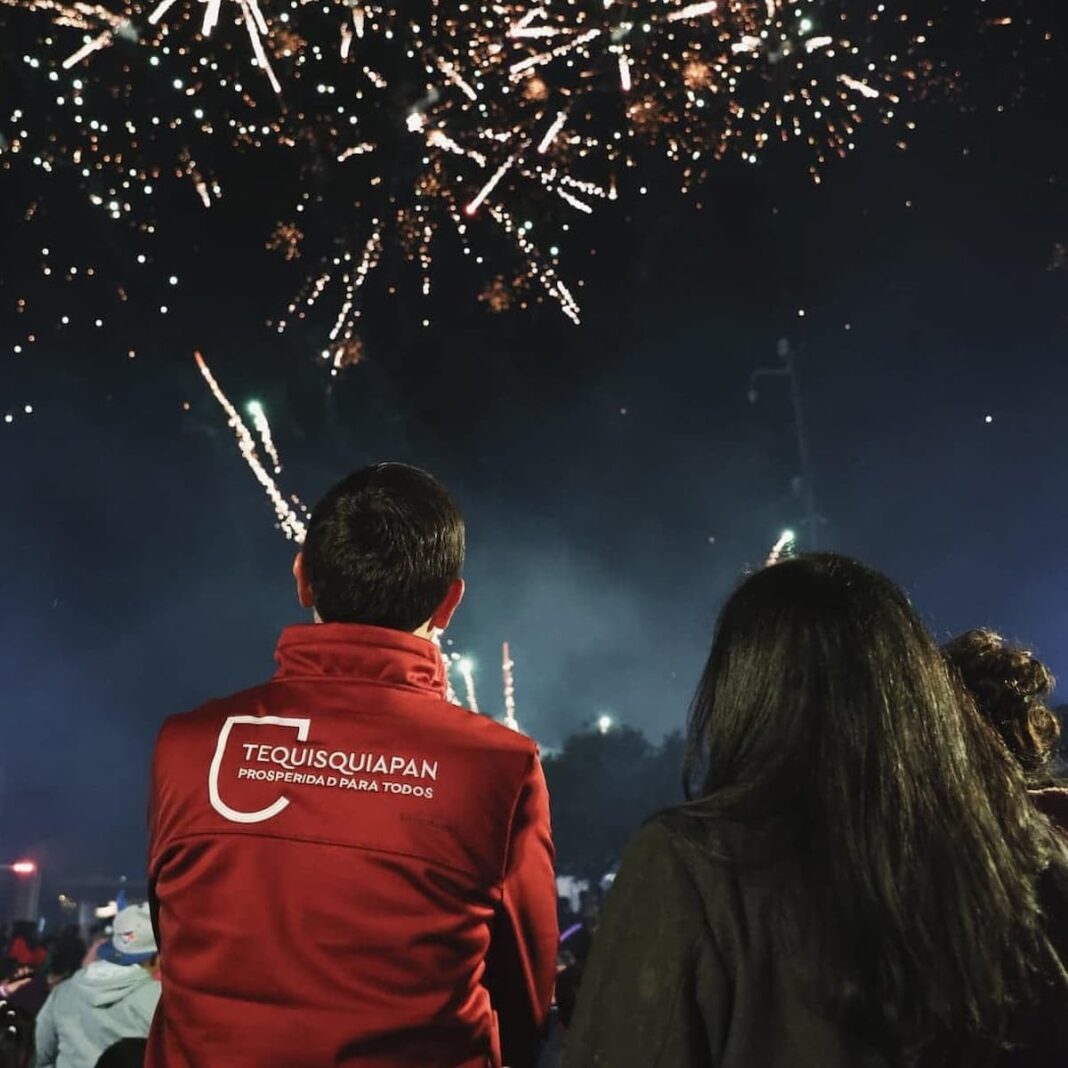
[944, 628, 1068, 831]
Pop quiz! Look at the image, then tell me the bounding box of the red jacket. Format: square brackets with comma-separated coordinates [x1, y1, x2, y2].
[147, 623, 558, 1068]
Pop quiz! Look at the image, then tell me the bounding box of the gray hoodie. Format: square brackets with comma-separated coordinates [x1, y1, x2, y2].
[35, 961, 160, 1068]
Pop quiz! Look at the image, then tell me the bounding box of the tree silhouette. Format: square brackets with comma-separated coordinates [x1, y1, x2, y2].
[543, 727, 686, 881]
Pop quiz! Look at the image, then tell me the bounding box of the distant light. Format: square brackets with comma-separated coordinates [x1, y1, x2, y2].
[799, 17, 813, 33]
[597, 714, 613, 735]
[457, 658, 473, 674]
[12, 860, 36, 875]
[984, 414, 993, 424]
[246, 400, 263, 416]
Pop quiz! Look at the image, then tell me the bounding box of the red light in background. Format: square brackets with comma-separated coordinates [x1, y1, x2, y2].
[12, 861, 36, 875]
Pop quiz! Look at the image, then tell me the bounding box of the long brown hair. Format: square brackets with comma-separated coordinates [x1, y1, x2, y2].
[684, 554, 1066, 1062]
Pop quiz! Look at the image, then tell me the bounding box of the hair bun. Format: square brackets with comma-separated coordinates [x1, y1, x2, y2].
[944, 629, 1059, 774]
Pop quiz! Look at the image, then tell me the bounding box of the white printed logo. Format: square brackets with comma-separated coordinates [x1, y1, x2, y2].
[208, 715, 311, 824]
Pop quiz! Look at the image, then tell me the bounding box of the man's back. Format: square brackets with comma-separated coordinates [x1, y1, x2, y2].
[147, 624, 558, 1068]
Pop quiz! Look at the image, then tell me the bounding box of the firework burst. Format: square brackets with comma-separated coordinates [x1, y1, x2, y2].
[503, 0, 923, 186]
[4, 0, 604, 361]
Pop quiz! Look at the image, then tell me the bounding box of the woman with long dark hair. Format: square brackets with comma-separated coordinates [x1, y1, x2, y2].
[565, 554, 1068, 1067]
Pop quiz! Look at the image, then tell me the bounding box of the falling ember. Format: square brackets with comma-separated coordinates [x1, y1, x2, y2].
[194, 351, 307, 542]
[479, 276, 515, 312]
[523, 76, 550, 101]
[266, 221, 304, 261]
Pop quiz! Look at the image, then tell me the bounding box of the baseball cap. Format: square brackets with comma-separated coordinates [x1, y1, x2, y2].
[97, 904, 158, 965]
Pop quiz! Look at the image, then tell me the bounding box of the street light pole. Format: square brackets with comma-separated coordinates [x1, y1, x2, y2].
[4, 861, 42, 923]
[749, 337, 820, 550]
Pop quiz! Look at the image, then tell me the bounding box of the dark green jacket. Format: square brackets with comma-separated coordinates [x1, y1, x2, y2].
[565, 810, 1068, 1068]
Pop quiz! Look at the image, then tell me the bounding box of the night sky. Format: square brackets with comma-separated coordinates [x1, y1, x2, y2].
[2, 4, 1067, 894]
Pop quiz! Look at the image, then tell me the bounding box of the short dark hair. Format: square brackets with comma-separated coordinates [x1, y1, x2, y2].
[302, 463, 465, 632]
[943, 628, 1060, 776]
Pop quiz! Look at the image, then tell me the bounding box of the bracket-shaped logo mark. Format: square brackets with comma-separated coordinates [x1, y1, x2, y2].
[208, 715, 311, 824]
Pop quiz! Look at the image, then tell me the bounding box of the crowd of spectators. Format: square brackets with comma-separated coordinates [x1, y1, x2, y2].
[1, 908, 155, 1068]
[6, 465, 1068, 1067]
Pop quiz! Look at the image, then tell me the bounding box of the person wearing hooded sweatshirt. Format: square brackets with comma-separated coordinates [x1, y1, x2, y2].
[34, 906, 160, 1068]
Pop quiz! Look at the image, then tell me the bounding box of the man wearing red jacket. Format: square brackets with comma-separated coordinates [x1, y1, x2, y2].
[147, 463, 558, 1068]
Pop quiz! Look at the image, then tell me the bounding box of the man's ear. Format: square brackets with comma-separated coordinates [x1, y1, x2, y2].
[293, 552, 315, 610]
[429, 579, 465, 632]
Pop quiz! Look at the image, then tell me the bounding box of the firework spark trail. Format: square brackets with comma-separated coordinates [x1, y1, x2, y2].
[509, 28, 602, 79]
[324, 227, 383, 370]
[430, 633, 460, 703]
[765, 529, 796, 568]
[337, 143, 374, 161]
[465, 153, 518, 215]
[237, 0, 282, 95]
[5, 0, 135, 66]
[501, 641, 520, 731]
[194, 351, 307, 542]
[146, 0, 179, 25]
[665, 0, 718, 22]
[427, 128, 487, 165]
[62, 27, 119, 67]
[436, 56, 479, 101]
[2, 0, 121, 27]
[537, 110, 569, 153]
[490, 206, 581, 323]
[457, 658, 479, 713]
[246, 400, 282, 473]
[839, 73, 882, 99]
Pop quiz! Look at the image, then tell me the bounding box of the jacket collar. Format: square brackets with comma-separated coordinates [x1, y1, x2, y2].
[273, 622, 447, 698]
